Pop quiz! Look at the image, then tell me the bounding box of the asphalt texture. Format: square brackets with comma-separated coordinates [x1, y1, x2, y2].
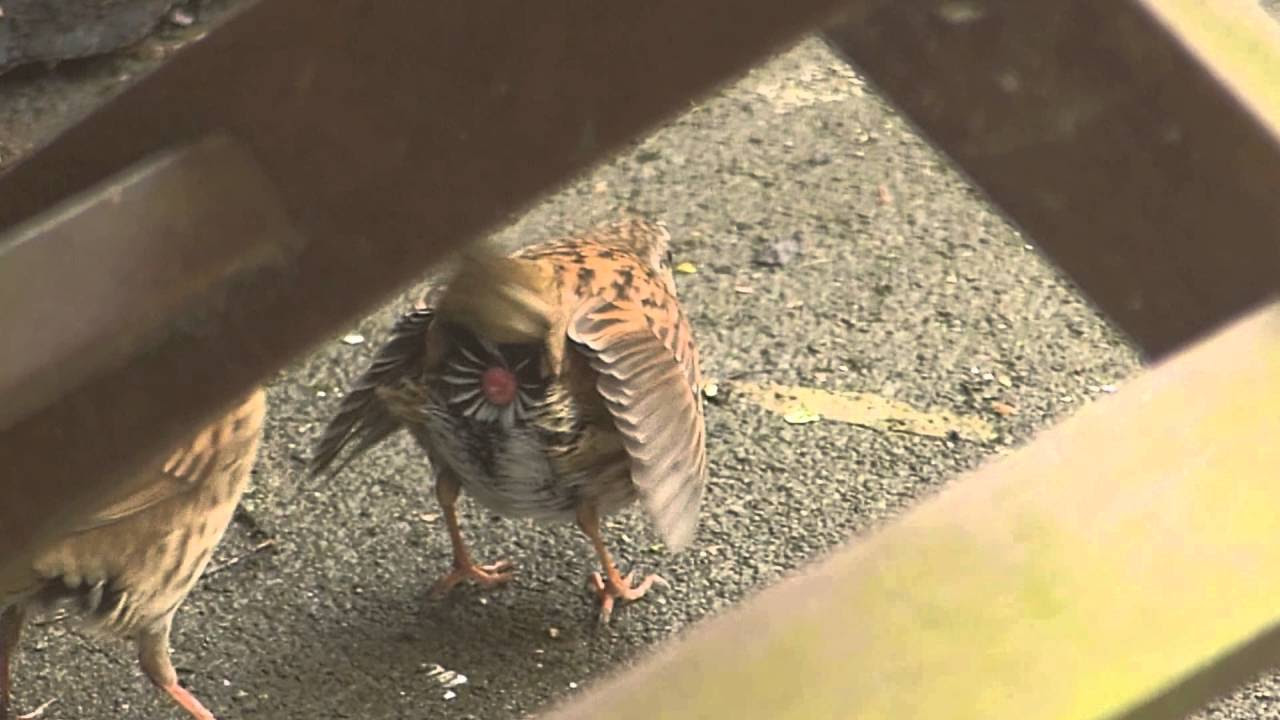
[2, 4, 1278, 719]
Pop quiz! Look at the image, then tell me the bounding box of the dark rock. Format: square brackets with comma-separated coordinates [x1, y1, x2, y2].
[751, 232, 804, 267]
[0, 0, 174, 74]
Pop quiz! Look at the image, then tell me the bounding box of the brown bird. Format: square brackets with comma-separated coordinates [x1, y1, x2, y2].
[311, 218, 707, 622]
[0, 390, 267, 720]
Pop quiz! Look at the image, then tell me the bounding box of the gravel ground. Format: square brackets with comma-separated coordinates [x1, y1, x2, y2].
[2, 5, 1277, 719]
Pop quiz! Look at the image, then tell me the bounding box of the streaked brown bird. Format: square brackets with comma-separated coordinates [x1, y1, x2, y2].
[311, 218, 707, 622]
[0, 390, 266, 720]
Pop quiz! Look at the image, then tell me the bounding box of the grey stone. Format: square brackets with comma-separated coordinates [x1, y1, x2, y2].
[0, 0, 173, 73]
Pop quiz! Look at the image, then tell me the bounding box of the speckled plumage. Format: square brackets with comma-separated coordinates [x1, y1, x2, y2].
[311, 218, 707, 622]
[0, 390, 267, 720]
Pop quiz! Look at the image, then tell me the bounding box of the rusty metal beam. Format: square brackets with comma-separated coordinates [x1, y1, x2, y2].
[0, 0, 847, 565]
[6, 0, 1280, 714]
[539, 2, 1280, 716]
[0, 135, 300, 563]
[824, 0, 1280, 360]
[545, 297, 1280, 720]
[0, 134, 299, 434]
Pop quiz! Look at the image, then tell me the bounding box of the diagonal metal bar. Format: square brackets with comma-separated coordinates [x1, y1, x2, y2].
[5, 1, 1280, 714]
[824, 0, 1280, 360]
[0, 0, 849, 565]
[545, 297, 1280, 720]
[539, 2, 1280, 716]
[0, 134, 300, 564]
[0, 134, 300, 433]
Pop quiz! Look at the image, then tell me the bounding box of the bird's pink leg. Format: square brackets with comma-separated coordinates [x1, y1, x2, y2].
[577, 504, 666, 624]
[429, 472, 515, 597]
[138, 626, 217, 720]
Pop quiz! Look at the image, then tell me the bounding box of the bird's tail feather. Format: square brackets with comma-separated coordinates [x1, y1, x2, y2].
[309, 308, 434, 477]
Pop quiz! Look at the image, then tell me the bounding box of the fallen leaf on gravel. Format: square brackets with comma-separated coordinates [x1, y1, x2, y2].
[783, 405, 822, 425]
[424, 664, 468, 696]
[675, 261, 698, 274]
[991, 400, 1018, 417]
[737, 381, 996, 442]
[878, 184, 894, 205]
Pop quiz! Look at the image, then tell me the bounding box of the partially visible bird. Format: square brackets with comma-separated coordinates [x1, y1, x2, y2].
[311, 218, 707, 623]
[1, 390, 267, 720]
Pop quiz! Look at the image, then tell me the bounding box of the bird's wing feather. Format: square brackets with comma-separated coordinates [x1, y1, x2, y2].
[68, 390, 267, 534]
[568, 296, 706, 549]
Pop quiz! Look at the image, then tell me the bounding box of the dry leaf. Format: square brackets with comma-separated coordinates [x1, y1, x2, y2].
[783, 405, 822, 425]
[991, 400, 1018, 417]
[675, 261, 698, 274]
[738, 381, 996, 442]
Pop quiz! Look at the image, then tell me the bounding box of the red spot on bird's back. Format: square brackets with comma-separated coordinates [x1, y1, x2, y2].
[482, 367, 518, 406]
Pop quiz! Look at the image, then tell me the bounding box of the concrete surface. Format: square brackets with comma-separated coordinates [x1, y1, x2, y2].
[1, 5, 1277, 719]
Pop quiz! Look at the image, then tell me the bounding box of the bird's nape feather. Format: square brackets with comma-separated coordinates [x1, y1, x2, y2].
[435, 241, 557, 346]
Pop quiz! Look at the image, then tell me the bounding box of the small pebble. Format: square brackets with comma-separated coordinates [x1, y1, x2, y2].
[168, 7, 195, 26]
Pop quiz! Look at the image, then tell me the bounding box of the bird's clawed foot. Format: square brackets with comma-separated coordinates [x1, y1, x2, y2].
[430, 559, 516, 597]
[589, 569, 668, 624]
